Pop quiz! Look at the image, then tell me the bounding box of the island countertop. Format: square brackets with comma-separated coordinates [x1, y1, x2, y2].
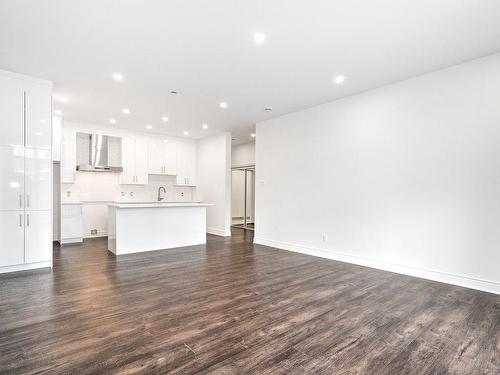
[108, 202, 213, 209]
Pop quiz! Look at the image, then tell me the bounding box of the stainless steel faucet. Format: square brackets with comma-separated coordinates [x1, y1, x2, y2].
[157, 186, 166, 201]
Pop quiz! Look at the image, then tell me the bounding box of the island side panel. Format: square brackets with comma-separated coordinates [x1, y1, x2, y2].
[108, 205, 117, 254]
[114, 206, 206, 254]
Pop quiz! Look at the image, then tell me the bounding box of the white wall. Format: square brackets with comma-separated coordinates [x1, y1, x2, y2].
[231, 141, 255, 167]
[196, 132, 232, 236]
[255, 53, 500, 295]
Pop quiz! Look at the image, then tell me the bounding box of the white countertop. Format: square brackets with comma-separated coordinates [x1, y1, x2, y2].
[108, 202, 213, 208]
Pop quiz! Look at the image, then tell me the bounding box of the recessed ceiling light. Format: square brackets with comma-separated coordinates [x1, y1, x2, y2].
[161, 116, 169, 122]
[112, 73, 123, 81]
[202, 123, 208, 129]
[183, 131, 189, 136]
[264, 107, 272, 111]
[251, 133, 256, 138]
[170, 90, 178, 95]
[146, 124, 152, 129]
[109, 118, 116, 124]
[54, 110, 62, 116]
[334, 75, 346, 84]
[122, 108, 130, 114]
[253, 32, 266, 44]
[219, 101, 228, 109]
[53, 95, 68, 103]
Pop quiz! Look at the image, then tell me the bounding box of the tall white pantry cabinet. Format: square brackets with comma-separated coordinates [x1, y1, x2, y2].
[0, 69, 53, 273]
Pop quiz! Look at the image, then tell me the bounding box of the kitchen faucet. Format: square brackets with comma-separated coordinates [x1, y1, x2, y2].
[157, 186, 166, 201]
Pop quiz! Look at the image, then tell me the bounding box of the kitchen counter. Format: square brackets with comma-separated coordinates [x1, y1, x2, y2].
[107, 202, 212, 255]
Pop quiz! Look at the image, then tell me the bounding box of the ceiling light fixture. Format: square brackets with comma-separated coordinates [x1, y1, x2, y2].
[334, 75, 346, 84]
[109, 118, 116, 124]
[219, 101, 228, 109]
[122, 108, 130, 114]
[253, 32, 266, 44]
[162, 116, 169, 122]
[170, 90, 178, 95]
[202, 123, 208, 129]
[251, 133, 256, 138]
[183, 131, 189, 136]
[146, 124, 152, 129]
[264, 107, 272, 111]
[112, 73, 123, 81]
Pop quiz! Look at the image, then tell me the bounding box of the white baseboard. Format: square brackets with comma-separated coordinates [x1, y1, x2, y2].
[254, 237, 500, 295]
[207, 227, 231, 237]
[0, 261, 52, 274]
[83, 231, 108, 239]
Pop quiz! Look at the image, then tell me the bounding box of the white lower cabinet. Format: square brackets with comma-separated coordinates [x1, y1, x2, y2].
[25, 210, 52, 263]
[0, 211, 25, 267]
[61, 204, 83, 244]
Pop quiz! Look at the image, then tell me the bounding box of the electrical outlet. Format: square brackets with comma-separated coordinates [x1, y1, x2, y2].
[66, 191, 71, 197]
[322, 234, 328, 242]
[121, 192, 125, 197]
[130, 192, 134, 197]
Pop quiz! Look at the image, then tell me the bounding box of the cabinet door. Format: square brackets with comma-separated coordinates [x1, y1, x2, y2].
[119, 135, 136, 184]
[25, 148, 52, 210]
[61, 204, 83, 240]
[175, 142, 187, 185]
[148, 138, 163, 175]
[0, 211, 25, 267]
[0, 83, 24, 147]
[25, 86, 52, 149]
[0, 146, 24, 211]
[61, 126, 76, 183]
[134, 136, 148, 184]
[185, 141, 197, 186]
[164, 140, 177, 175]
[25, 210, 52, 263]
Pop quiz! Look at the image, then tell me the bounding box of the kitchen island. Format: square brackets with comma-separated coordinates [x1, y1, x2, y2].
[108, 202, 212, 255]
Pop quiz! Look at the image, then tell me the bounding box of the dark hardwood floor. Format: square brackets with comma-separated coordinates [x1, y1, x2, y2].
[0, 229, 499, 374]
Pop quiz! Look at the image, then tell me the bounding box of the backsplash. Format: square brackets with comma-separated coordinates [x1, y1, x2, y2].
[61, 172, 195, 203]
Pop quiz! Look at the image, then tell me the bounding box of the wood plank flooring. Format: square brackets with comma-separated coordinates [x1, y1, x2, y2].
[0, 228, 499, 374]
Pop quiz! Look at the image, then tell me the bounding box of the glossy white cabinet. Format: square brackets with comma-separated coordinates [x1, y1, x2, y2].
[0, 146, 25, 211]
[25, 148, 52, 210]
[25, 86, 52, 149]
[0, 70, 53, 273]
[61, 126, 76, 183]
[120, 135, 148, 185]
[148, 138, 177, 175]
[60, 204, 83, 244]
[25, 210, 52, 263]
[0, 83, 24, 147]
[0, 211, 25, 267]
[176, 141, 197, 186]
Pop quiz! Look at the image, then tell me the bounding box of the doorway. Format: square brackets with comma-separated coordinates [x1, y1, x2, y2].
[231, 166, 255, 230]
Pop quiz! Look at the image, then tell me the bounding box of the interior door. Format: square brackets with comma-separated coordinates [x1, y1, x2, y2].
[25, 148, 52, 210]
[25, 87, 52, 149]
[0, 146, 24, 211]
[0, 83, 24, 147]
[0, 211, 25, 267]
[25, 210, 52, 263]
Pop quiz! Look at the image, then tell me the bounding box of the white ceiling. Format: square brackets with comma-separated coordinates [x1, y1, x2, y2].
[1, 0, 500, 145]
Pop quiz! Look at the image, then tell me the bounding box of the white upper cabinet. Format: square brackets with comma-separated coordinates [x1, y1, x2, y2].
[148, 138, 177, 175]
[25, 86, 52, 149]
[176, 141, 197, 186]
[0, 146, 24, 211]
[120, 135, 148, 185]
[61, 126, 76, 183]
[24, 210, 52, 263]
[25, 148, 52, 210]
[0, 83, 24, 147]
[0, 211, 25, 267]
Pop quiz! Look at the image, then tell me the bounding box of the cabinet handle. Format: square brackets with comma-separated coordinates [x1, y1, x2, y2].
[26, 214, 30, 227]
[27, 194, 30, 208]
[19, 194, 22, 208]
[19, 214, 22, 227]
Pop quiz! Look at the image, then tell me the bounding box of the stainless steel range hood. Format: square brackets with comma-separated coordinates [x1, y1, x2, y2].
[76, 132, 123, 172]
